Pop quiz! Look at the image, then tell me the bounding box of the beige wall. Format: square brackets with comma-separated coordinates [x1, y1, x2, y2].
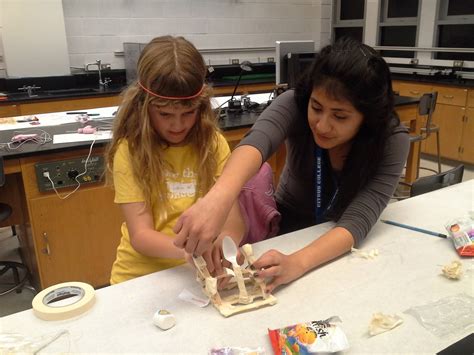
[0, 0, 331, 78]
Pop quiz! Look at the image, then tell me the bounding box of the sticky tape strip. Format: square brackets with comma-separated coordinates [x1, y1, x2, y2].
[32, 281, 95, 321]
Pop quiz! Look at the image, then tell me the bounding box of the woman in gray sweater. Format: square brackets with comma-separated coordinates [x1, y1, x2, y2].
[174, 38, 410, 292]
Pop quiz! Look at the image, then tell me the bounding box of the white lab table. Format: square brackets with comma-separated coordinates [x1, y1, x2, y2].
[1, 180, 473, 353]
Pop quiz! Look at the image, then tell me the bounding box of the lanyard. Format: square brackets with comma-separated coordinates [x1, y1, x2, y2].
[314, 146, 338, 223]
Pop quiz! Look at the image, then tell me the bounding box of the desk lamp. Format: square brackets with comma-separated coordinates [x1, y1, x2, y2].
[227, 61, 253, 112]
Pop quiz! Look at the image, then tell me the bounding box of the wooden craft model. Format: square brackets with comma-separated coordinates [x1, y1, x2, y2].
[193, 243, 277, 317]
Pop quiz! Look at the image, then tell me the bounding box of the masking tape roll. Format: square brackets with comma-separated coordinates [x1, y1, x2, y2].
[32, 281, 95, 321]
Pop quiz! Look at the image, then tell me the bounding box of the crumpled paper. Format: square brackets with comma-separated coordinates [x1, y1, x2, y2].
[368, 312, 403, 336]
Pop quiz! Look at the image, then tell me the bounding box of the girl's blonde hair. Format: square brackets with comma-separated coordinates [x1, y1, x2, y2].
[106, 36, 220, 215]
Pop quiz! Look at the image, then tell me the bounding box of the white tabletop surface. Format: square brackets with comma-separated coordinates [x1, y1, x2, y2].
[1, 180, 473, 354]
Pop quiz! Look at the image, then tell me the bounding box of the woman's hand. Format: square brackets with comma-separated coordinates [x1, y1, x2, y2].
[251, 249, 307, 293]
[184, 244, 223, 273]
[173, 192, 233, 256]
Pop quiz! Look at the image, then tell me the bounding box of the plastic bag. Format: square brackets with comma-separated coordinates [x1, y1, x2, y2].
[268, 316, 349, 354]
[445, 215, 474, 257]
[404, 294, 474, 337]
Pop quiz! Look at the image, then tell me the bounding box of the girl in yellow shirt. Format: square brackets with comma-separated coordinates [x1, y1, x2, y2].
[106, 36, 245, 284]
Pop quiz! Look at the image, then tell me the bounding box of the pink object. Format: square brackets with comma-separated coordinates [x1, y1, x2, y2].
[11, 133, 38, 142]
[238, 162, 281, 245]
[77, 125, 97, 134]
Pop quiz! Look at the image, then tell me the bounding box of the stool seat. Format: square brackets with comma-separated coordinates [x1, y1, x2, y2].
[421, 122, 440, 134]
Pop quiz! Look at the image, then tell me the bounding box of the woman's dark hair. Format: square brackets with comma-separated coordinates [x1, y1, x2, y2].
[295, 37, 399, 220]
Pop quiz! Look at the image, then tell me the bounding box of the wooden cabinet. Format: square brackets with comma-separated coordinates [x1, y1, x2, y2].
[19, 148, 123, 289]
[393, 80, 474, 164]
[426, 85, 469, 162]
[468, 90, 474, 108]
[424, 104, 464, 160]
[436, 86, 467, 106]
[28, 187, 122, 288]
[0, 103, 20, 118]
[462, 108, 474, 164]
[397, 82, 432, 98]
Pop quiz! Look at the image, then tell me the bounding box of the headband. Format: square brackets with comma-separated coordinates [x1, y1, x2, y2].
[138, 81, 204, 100]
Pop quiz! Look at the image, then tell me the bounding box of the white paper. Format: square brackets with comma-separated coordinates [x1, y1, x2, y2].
[178, 289, 209, 308]
[53, 131, 112, 144]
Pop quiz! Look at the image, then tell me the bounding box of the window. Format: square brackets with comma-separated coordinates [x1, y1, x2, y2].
[340, 0, 365, 20]
[435, 0, 474, 60]
[387, 0, 418, 18]
[444, 0, 474, 16]
[378, 0, 420, 58]
[332, 0, 365, 43]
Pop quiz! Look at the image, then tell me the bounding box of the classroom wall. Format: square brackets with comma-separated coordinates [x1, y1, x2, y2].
[0, 0, 332, 78]
[63, 0, 331, 70]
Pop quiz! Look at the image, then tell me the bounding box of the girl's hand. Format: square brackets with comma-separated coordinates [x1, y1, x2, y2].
[251, 250, 306, 293]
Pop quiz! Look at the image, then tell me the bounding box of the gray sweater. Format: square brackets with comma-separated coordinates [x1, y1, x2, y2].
[238, 90, 410, 246]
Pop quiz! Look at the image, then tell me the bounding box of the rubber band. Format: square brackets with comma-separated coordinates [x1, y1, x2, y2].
[138, 81, 204, 100]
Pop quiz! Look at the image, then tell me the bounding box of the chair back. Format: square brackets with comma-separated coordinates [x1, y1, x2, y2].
[410, 164, 464, 197]
[418, 92, 438, 135]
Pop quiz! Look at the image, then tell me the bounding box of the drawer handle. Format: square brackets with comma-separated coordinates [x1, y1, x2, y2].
[409, 90, 420, 95]
[41, 232, 51, 255]
[443, 95, 454, 99]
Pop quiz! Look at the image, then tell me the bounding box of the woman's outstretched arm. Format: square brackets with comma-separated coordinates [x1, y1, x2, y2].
[173, 145, 262, 256]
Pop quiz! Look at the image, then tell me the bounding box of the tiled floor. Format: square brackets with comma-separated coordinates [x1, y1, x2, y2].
[0, 227, 36, 317]
[0, 157, 473, 318]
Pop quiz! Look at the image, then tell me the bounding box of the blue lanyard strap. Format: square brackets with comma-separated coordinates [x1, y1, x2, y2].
[314, 146, 338, 223]
[315, 146, 324, 220]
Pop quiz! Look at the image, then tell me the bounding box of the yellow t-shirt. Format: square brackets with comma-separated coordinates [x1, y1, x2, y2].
[110, 133, 230, 284]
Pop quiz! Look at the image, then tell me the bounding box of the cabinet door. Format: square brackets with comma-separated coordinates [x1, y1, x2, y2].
[29, 186, 123, 288]
[461, 108, 474, 164]
[468, 90, 474, 108]
[0, 104, 20, 118]
[424, 104, 464, 161]
[435, 86, 467, 107]
[19, 96, 121, 115]
[398, 82, 432, 98]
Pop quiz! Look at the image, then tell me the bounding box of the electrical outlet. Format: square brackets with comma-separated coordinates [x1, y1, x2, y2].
[231, 59, 239, 65]
[410, 58, 419, 65]
[453, 60, 464, 68]
[267, 57, 275, 63]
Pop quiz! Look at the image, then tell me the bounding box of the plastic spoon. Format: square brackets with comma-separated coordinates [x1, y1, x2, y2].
[222, 236, 238, 266]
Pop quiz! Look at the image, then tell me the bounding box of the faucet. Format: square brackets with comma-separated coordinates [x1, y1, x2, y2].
[18, 85, 41, 97]
[85, 60, 111, 90]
